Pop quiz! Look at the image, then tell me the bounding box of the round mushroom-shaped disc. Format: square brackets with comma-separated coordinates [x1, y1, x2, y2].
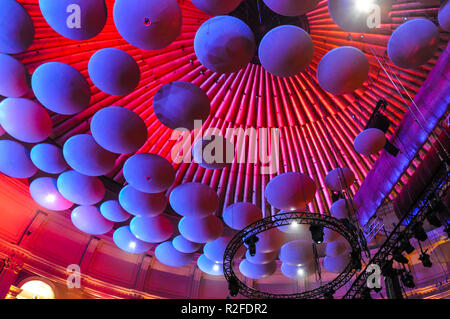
[88, 48, 140, 96]
[197, 254, 223, 276]
[123, 153, 175, 193]
[172, 235, 203, 254]
[57, 170, 105, 205]
[178, 215, 224, 243]
[279, 240, 314, 266]
[0, 0, 34, 54]
[130, 215, 173, 243]
[259, 25, 314, 78]
[32, 62, 91, 115]
[39, 0, 107, 40]
[0, 98, 52, 143]
[113, 0, 182, 50]
[265, 172, 317, 211]
[354, 128, 386, 156]
[194, 16, 255, 74]
[387, 18, 440, 69]
[222, 202, 262, 230]
[192, 135, 235, 170]
[169, 182, 219, 218]
[328, 0, 392, 33]
[0, 140, 37, 178]
[239, 259, 277, 279]
[63, 134, 117, 176]
[317, 46, 369, 95]
[324, 167, 355, 191]
[254, 228, 286, 253]
[324, 228, 342, 243]
[90, 106, 148, 154]
[330, 198, 358, 219]
[71, 205, 114, 235]
[281, 262, 315, 279]
[324, 253, 350, 274]
[100, 200, 131, 223]
[31, 143, 68, 174]
[155, 241, 194, 267]
[192, 0, 243, 15]
[285, 223, 313, 242]
[245, 250, 278, 265]
[113, 226, 152, 254]
[263, 0, 319, 16]
[325, 240, 351, 257]
[118, 185, 167, 217]
[0, 53, 28, 98]
[439, 1, 450, 32]
[29, 177, 73, 211]
[153, 81, 211, 131]
[204, 237, 230, 263]
[203, 236, 244, 263]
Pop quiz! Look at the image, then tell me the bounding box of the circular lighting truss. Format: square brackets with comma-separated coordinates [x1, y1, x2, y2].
[223, 211, 363, 299]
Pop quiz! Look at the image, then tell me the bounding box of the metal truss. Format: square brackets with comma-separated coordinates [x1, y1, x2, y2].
[343, 165, 450, 299]
[223, 212, 363, 299]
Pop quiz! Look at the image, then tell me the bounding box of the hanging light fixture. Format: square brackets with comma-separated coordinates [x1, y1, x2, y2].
[244, 235, 259, 257]
[399, 235, 415, 254]
[412, 222, 428, 242]
[309, 224, 324, 244]
[400, 271, 415, 288]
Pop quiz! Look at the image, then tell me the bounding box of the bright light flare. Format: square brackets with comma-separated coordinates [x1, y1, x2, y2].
[129, 241, 136, 249]
[45, 194, 56, 203]
[355, 0, 375, 13]
[297, 268, 305, 276]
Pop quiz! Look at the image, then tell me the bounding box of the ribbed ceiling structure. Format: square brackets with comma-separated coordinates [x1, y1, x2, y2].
[14, 0, 448, 220]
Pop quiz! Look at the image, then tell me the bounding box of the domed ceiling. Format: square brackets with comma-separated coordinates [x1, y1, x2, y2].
[10, 0, 445, 213]
[0, 0, 448, 289]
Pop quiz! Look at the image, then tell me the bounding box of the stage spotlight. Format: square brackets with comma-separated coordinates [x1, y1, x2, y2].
[350, 250, 362, 271]
[392, 248, 409, 264]
[419, 252, 433, 268]
[400, 272, 415, 288]
[228, 277, 239, 297]
[244, 235, 259, 257]
[399, 236, 415, 254]
[309, 224, 324, 244]
[412, 223, 428, 242]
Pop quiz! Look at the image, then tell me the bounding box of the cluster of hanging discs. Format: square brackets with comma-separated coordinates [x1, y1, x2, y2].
[0, 0, 449, 297]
